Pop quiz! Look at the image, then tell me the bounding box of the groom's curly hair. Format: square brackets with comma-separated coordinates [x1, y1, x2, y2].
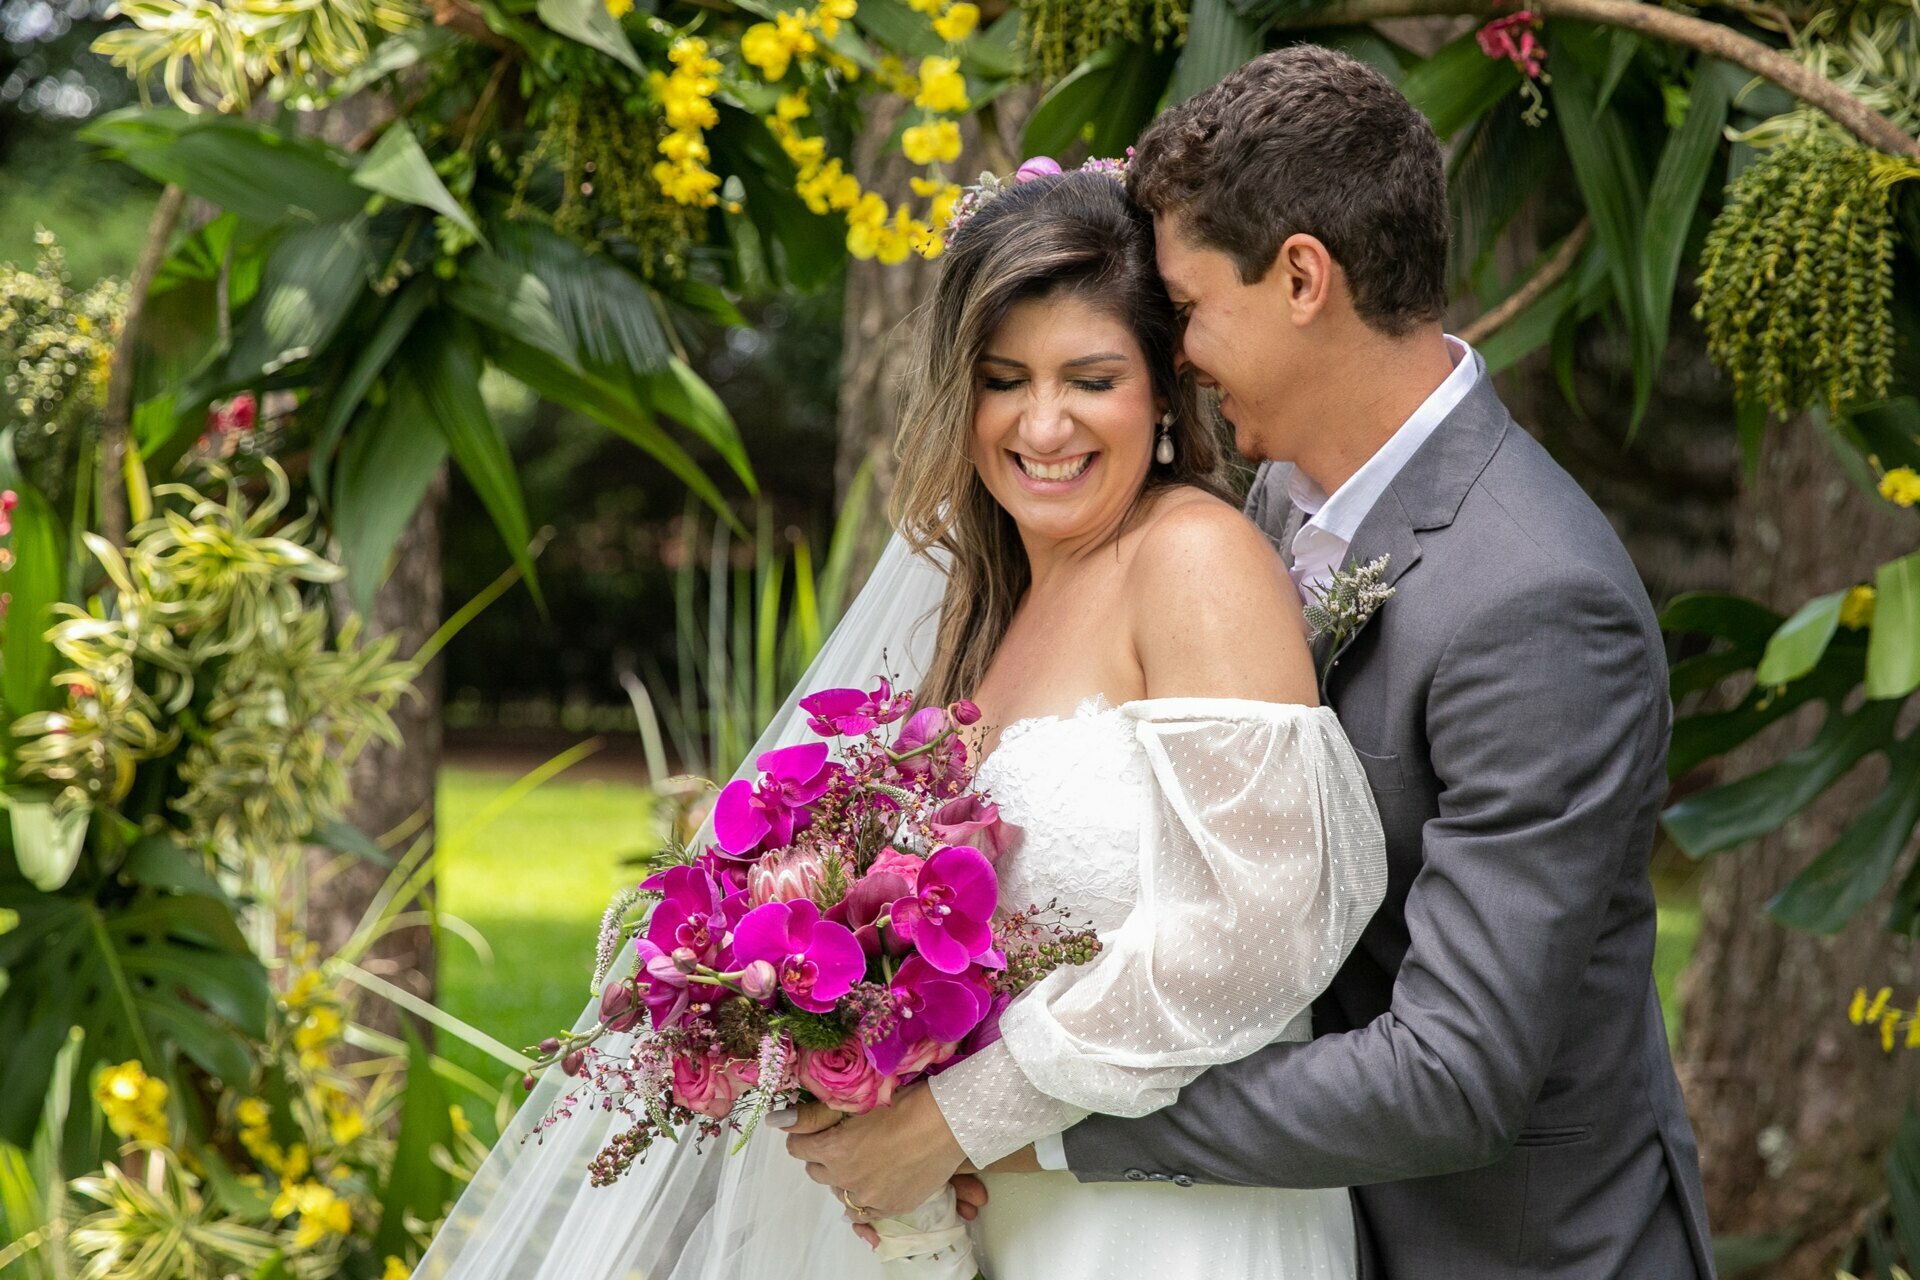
[1127, 44, 1449, 337]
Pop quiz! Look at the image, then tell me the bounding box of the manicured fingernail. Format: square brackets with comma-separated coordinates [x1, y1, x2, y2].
[769, 1108, 797, 1128]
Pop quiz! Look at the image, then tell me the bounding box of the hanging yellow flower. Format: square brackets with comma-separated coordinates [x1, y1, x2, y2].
[902, 119, 962, 165]
[915, 55, 969, 113]
[95, 1061, 170, 1147]
[932, 2, 979, 42]
[651, 37, 728, 209]
[272, 1179, 354, 1249]
[1880, 465, 1920, 508]
[1840, 584, 1877, 630]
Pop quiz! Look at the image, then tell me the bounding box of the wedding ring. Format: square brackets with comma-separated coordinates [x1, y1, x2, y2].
[839, 1188, 874, 1218]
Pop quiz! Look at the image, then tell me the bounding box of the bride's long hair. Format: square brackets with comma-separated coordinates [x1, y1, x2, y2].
[892, 169, 1230, 706]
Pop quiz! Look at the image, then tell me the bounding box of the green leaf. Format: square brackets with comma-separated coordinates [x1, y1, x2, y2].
[120, 836, 226, 899]
[446, 251, 578, 373]
[1449, 98, 1558, 287]
[1663, 698, 1902, 857]
[1548, 31, 1656, 431]
[1867, 551, 1920, 700]
[409, 318, 543, 611]
[1399, 28, 1521, 142]
[1661, 591, 1784, 647]
[1167, 0, 1265, 105]
[1766, 736, 1920, 932]
[490, 219, 669, 372]
[1022, 40, 1179, 160]
[707, 106, 846, 292]
[1635, 61, 1730, 428]
[0, 889, 269, 1152]
[1474, 235, 1593, 375]
[312, 277, 436, 508]
[482, 332, 741, 531]
[534, 0, 642, 72]
[0, 439, 66, 732]
[309, 818, 394, 867]
[1889, 1106, 1920, 1264]
[1754, 590, 1846, 686]
[5, 798, 89, 893]
[331, 364, 451, 614]
[374, 1022, 454, 1257]
[80, 110, 364, 226]
[220, 218, 375, 386]
[636, 358, 755, 492]
[353, 122, 483, 244]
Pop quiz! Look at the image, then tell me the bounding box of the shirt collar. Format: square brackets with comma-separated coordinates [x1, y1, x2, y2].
[1287, 335, 1483, 543]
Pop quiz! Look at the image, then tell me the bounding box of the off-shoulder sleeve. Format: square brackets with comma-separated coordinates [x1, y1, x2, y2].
[928, 699, 1388, 1167]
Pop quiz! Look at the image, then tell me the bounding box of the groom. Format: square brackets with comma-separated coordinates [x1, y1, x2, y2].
[785, 45, 1714, 1278]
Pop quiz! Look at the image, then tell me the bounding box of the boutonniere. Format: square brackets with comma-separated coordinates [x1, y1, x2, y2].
[1302, 554, 1395, 680]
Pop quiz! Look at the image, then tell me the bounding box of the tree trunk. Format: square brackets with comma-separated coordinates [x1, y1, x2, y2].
[307, 470, 449, 1034]
[836, 95, 1026, 531]
[1677, 416, 1920, 1278]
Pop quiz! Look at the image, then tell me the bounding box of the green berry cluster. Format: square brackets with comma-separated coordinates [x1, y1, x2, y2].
[1694, 135, 1920, 418]
[1018, 0, 1188, 84]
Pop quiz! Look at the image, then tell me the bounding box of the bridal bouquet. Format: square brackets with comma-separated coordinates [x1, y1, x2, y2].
[526, 677, 1099, 1276]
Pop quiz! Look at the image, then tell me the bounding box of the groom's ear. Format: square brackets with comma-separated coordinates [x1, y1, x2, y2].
[1270, 232, 1337, 327]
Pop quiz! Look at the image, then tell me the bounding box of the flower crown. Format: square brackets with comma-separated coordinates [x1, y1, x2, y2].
[944, 150, 1133, 240]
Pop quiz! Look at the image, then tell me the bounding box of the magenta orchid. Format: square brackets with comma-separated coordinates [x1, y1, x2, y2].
[868, 955, 993, 1076]
[730, 899, 866, 1013]
[799, 678, 912, 738]
[890, 706, 966, 780]
[889, 844, 998, 973]
[825, 868, 914, 957]
[712, 742, 838, 857]
[642, 864, 739, 968]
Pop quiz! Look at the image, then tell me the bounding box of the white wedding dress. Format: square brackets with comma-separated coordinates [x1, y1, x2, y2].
[416, 536, 1385, 1280]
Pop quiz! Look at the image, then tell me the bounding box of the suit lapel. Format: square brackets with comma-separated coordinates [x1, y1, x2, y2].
[1312, 369, 1514, 694]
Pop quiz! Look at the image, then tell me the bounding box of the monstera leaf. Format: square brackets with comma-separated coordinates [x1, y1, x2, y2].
[0, 837, 270, 1159]
[1662, 583, 1920, 935]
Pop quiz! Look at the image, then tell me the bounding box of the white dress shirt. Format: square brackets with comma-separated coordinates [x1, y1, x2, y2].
[1029, 336, 1482, 1176]
[1286, 335, 1483, 598]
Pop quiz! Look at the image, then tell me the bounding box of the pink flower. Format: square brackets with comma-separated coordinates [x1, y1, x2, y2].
[827, 867, 914, 957]
[1015, 156, 1063, 183]
[748, 844, 834, 907]
[799, 678, 912, 737]
[930, 794, 1019, 864]
[890, 844, 998, 974]
[713, 742, 838, 857]
[207, 392, 258, 435]
[671, 1051, 757, 1119]
[795, 1042, 897, 1113]
[1476, 13, 1546, 78]
[891, 707, 966, 780]
[731, 899, 867, 1013]
[600, 978, 643, 1032]
[0, 489, 16, 538]
[951, 699, 982, 726]
[868, 847, 926, 890]
[867, 954, 991, 1076]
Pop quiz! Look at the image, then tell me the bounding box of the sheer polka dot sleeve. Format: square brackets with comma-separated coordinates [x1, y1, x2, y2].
[929, 699, 1388, 1168]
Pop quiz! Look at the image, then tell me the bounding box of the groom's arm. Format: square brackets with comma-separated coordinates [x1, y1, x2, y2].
[1062, 564, 1666, 1187]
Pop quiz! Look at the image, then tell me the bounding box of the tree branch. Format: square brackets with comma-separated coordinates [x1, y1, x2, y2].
[1275, 0, 1920, 159]
[100, 183, 186, 547]
[1459, 217, 1590, 345]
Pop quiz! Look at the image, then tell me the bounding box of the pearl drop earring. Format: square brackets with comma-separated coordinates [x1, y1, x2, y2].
[1155, 410, 1176, 465]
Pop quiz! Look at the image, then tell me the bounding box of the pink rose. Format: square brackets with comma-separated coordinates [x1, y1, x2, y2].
[891, 1039, 959, 1080]
[867, 846, 926, 891]
[671, 1052, 757, 1119]
[930, 794, 1020, 864]
[796, 1043, 897, 1114]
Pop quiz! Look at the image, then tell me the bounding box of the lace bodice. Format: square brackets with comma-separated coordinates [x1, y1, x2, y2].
[974, 697, 1152, 933]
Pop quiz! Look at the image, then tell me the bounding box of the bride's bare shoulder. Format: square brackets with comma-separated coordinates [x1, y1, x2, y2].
[1124, 486, 1314, 701]
[1127, 487, 1288, 591]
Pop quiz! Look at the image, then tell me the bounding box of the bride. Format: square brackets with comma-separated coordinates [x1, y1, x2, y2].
[417, 162, 1386, 1280]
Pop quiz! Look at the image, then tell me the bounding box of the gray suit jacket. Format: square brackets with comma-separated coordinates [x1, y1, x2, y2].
[1061, 372, 1715, 1279]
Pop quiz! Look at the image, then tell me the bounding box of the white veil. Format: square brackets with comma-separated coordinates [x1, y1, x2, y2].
[416, 532, 950, 1280]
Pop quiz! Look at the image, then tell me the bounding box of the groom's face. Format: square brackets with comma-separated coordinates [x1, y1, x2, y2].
[1154, 214, 1308, 465]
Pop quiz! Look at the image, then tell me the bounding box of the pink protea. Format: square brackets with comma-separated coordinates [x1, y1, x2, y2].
[747, 843, 837, 907]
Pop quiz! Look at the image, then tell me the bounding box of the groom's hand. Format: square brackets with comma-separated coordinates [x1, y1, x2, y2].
[781, 1082, 967, 1219]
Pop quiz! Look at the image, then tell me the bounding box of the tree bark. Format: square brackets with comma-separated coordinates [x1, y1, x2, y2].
[836, 94, 1027, 535]
[306, 469, 449, 1035]
[1677, 416, 1920, 1278]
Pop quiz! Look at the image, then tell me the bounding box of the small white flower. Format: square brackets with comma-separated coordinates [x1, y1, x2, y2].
[1302, 555, 1395, 678]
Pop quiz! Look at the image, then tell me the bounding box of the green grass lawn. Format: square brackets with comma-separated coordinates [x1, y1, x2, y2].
[431, 764, 1705, 1135]
[434, 766, 655, 1139]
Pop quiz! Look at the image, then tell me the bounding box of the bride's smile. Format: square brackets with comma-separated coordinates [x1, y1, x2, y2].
[969, 293, 1159, 552]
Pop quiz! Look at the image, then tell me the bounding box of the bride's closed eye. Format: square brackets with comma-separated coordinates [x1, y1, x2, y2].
[978, 377, 1118, 393]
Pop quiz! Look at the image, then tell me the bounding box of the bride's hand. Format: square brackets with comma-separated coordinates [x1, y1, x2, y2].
[850, 1174, 989, 1250]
